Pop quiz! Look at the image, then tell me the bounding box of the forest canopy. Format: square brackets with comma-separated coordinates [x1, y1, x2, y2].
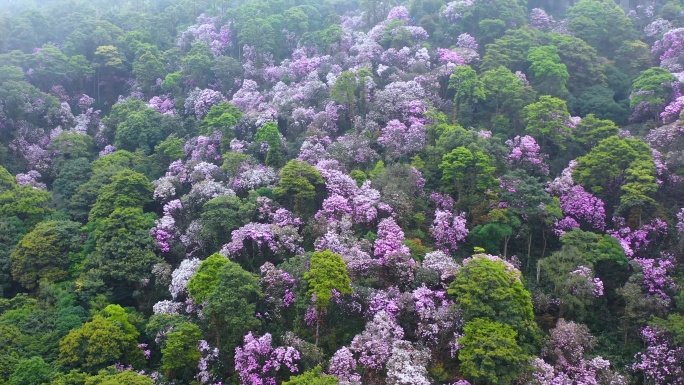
[0, 0, 683, 384]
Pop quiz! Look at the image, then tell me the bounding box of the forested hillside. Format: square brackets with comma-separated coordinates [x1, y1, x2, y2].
[0, 0, 682, 383]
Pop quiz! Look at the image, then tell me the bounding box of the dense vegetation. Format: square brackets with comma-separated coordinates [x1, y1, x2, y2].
[0, 0, 683, 383]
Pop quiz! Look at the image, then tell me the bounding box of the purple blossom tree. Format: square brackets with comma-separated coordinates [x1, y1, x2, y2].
[259, 262, 297, 320]
[631, 326, 684, 384]
[374, 217, 410, 261]
[377, 119, 426, 159]
[184, 88, 226, 119]
[234, 332, 300, 385]
[506, 135, 549, 175]
[329, 346, 361, 385]
[430, 210, 469, 253]
[350, 311, 405, 371]
[385, 340, 431, 385]
[531, 319, 625, 384]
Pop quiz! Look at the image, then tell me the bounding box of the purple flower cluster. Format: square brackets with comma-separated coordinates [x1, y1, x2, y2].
[234, 332, 300, 385]
[430, 210, 469, 253]
[631, 326, 684, 385]
[506, 135, 549, 175]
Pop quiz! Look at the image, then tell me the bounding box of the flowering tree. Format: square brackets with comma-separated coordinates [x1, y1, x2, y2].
[234, 332, 300, 385]
[430, 210, 469, 253]
[530, 319, 625, 384]
[631, 326, 684, 384]
[385, 340, 431, 385]
[350, 311, 405, 372]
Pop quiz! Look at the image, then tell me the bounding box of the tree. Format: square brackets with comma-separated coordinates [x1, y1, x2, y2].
[566, 0, 635, 57]
[458, 319, 528, 385]
[161, 322, 202, 381]
[449, 65, 485, 121]
[187, 255, 261, 354]
[615, 40, 652, 79]
[283, 366, 338, 385]
[58, 314, 142, 372]
[480, 66, 535, 130]
[545, 32, 607, 95]
[10, 220, 81, 290]
[522, 95, 572, 150]
[449, 254, 540, 351]
[573, 136, 657, 217]
[630, 68, 676, 121]
[481, 27, 543, 72]
[84, 368, 154, 385]
[200, 195, 255, 253]
[254, 122, 284, 167]
[114, 107, 167, 154]
[439, 147, 496, 207]
[273, 160, 324, 217]
[186, 253, 230, 304]
[200, 102, 243, 140]
[83, 207, 159, 301]
[538, 248, 605, 320]
[304, 250, 353, 343]
[527, 45, 569, 98]
[0, 166, 52, 226]
[305, 250, 353, 312]
[88, 169, 153, 221]
[8, 356, 52, 385]
[330, 71, 359, 121]
[133, 50, 166, 93]
[0, 217, 25, 296]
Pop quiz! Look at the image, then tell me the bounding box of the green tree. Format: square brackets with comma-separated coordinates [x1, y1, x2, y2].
[180, 43, 213, 88]
[305, 250, 353, 312]
[273, 160, 324, 217]
[470, 208, 521, 257]
[8, 356, 52, 385]
[254, 122, 283, 167]
[88, 169, 153, 221]
[522, 95, 571, 150]
[304, 250, 353, 344]
[10, 220, 81, 290]
[186, 253, 230, 304]
[614, 40, 652, 79]
[458, 319, 528, 385]
[330, 72, 359, 120]
[133, 50, 166, 93]
[574, 87, 628, 126]
[84, 368, 154, 385]
[527, 45, 569, 98]
[448, 254, 540, 351]
[573, 136, 657, 217]
[573, 114, 620, 150]
[203, 257, 261, 355]
[449, 65, 485, 122]
[546, 32, 607, 95]
[566, 0, 635, 57]
[201, 102, 243, 141]
[481, 27, 543, 72]
[439, 147, 496, 207]
[161, 322, 202, 381]
[480, 66, 536, 130]
[83, 207, 159, 301]
[200, 195, 255, 253]
[114, 107, 166, 154]
[0, 166, 52, 226]
[0, 217, 26, 296]
[49, 133, 94, 167]
[283, 366, 338, 385]
[58, 315, 142, 372]
[630, 67, 676, 120]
